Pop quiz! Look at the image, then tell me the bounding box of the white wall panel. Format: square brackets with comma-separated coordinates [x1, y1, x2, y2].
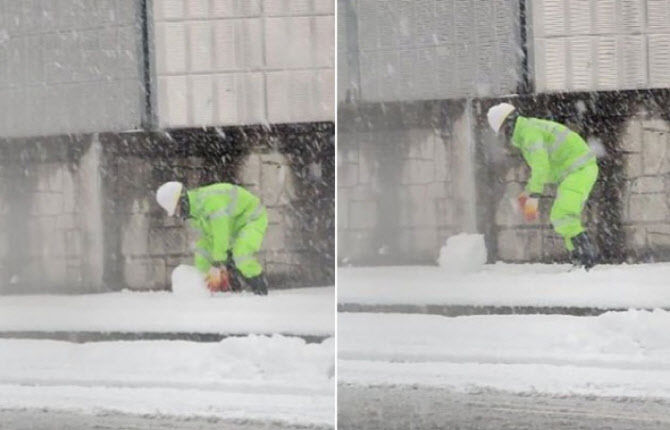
[532, 0, 670, 92]
[189, 22, 213, 72]
[647, 0, 670, 32]
[595, 37, 617, 89]
[594, 0, 616, 34]
[649, 34, 670, 87]
[153, 0, 334, 127]
[569, 0, 592, 35]
[620, 35, 647, 88]
[191, 74, 214, 125]
[619, 0, 644, 33]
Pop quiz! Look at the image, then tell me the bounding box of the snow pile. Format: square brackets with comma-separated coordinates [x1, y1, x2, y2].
[0, 335, 334, 425]
[437, 234, 487, 273]
[339, 310, 670, 399]
[171, 264, 209, 298]
[339, 263, 670, 308]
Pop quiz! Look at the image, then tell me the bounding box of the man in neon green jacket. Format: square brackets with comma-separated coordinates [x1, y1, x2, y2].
[487, 102, 598, 269]
[156, 181, 268, 295]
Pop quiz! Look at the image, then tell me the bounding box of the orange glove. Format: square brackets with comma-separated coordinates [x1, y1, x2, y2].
[206, 267, 231, 292]
[517, 192, 539, 222]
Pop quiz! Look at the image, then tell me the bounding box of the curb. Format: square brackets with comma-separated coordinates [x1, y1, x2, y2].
[0, 331, 330, 344]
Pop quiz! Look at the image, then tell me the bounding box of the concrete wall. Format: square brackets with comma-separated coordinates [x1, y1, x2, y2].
[0, 136, 105, 292]
[338, 101, 475, 264]
[153, 0, 335, 127]
[0, 0, 144, 138]
[339, 0, 522, 103]
[0, 124, 334, 293]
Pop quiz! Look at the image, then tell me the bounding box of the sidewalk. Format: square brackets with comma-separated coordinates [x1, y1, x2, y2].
[338, 263, 670, 315]
[0, 287, 334, 341]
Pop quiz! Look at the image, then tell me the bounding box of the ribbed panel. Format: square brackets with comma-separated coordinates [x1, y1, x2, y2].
[543, 0, 567, 37]
[649, 34, 670, 87]
[594, 0, 616, 34]
[596, 37, 617, 89]
[569, 37, 593, 90]
[532, 0, 661, 92]
[620, 36, 646, 88]
[647, 0, 670, 32]
[619, 0, 644, 33]
[544, 38, 567, 91]
[570, 0, 593, 35]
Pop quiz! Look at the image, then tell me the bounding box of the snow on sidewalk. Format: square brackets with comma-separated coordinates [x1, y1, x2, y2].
[0, 287, 334, 336]
[338, 263, 670, 309]
[0, 335, 334, 426]
[339, 310, 670, 399]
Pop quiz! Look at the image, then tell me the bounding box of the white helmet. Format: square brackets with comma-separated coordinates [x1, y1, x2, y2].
[156, 181, 184, 216]
[487, 102, 516, 134]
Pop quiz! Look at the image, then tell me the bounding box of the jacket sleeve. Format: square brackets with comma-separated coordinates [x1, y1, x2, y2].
[194, 237, 212, 273]
[521, 136, 550, 195]
[207, 214, 230, 265]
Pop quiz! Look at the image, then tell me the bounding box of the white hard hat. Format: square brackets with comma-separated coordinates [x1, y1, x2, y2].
[156, 181, 184, 216]
[487, 102, 516, 134]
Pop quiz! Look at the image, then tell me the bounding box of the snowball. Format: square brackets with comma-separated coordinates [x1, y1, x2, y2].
[437, 234, 487, 273]
[171, 265, 210, 298]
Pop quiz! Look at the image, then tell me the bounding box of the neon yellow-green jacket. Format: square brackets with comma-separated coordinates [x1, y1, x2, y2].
[512, 116, 596, 195]
[187, 183, 264, 272]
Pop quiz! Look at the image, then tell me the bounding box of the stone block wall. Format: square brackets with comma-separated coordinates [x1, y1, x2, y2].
[0, 123, 334, 293]
[621, 112, 670, 259]
[0, 136, 104, 293]
[338, 101, 474, 265]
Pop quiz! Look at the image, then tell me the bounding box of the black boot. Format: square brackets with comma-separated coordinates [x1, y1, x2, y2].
[225, 262, 243, 292]
[228, 270, 243, 292]
[571, 232, 597, 270]
[246, 275, 268, 296]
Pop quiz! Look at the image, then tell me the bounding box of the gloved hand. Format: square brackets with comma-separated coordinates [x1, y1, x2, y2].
[205, 266, 231, 292]
[517, 192, 539, 222]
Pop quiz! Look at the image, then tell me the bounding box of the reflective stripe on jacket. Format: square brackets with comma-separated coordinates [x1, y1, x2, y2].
[511, 116, 596, 194]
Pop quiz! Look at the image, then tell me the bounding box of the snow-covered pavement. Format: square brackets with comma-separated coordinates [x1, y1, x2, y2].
[339, 310, 670, 398]
[338, 263, 670, 309]
[0, 335, 334, 427]
[0, 287, 333, 337]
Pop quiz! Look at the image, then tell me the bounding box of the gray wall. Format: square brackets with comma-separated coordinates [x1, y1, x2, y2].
[338, 101, 476, 264]
[0, 0, 145, 138]
[338, 0, 522, 103]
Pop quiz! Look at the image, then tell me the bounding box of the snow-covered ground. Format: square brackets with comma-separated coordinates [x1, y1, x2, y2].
[339, 310, 670, 399]
[339, 263, 670, 308]
[0, 335, 334, 427]
[0, 287, 333, 336]
[339, 261, 670, 399]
